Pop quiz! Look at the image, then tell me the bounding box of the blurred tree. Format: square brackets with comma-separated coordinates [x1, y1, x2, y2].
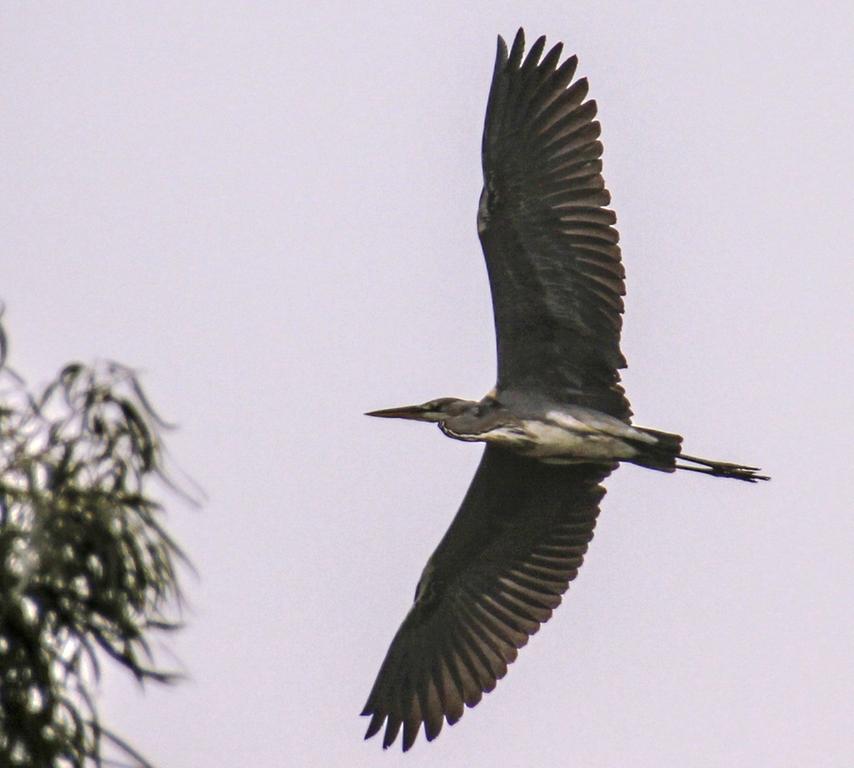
[0, 315, 191, 767]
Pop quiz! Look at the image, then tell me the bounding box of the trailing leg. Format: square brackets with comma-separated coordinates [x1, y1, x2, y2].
[676, 454, 769, 482]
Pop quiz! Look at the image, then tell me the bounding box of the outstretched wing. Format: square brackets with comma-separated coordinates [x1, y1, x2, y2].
[479, 29, 631, 420]
[362, 448, 611, 750]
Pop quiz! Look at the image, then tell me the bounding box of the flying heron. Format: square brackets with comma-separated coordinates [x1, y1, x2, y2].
[362, 29, 768, 752]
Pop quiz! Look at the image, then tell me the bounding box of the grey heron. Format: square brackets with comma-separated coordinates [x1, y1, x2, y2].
[362, 28, 768, 752]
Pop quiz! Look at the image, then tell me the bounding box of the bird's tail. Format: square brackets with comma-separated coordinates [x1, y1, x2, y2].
[628, 428, 769, 482]
[625, 427, 683, 472]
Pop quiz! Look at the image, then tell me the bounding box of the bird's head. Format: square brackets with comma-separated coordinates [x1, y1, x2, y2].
[365, 397, 475, 423]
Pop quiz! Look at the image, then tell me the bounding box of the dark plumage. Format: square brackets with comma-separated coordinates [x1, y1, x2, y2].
[362, 449, 606, 750]
[479, 30, 630, 419]
[362, 28, 768, 752]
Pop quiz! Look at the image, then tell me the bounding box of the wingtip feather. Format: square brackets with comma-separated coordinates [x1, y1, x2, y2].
[508, 28, 526, 68]
[495, 34, 508, 64]
[381, 715, 402, 750]
[363, 710, 384, 740]
[522, 34, 547, 71]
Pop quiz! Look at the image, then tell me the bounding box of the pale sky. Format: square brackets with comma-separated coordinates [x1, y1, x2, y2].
[2, 2, 853, 766]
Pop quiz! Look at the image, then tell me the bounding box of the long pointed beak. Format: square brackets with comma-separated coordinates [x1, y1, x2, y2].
[365, 405, 429, 421]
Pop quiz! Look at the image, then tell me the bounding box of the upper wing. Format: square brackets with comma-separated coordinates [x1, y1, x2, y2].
[479, 29, 631, 420]
[361, 447, 611, 750]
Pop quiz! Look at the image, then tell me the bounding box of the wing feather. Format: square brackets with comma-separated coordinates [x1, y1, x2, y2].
[361, 447, 610, 750]
[479, 30, 631, 418]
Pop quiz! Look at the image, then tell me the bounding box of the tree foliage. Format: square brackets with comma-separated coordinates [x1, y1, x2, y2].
[0, 319, 190, 767]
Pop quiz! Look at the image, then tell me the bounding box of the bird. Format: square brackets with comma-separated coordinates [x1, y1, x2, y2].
[361, 28, 768, 752]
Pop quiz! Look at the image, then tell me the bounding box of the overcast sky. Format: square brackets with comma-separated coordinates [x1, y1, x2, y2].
[2, 2, 853, 766]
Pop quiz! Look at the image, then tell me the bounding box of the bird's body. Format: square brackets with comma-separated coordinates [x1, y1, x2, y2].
[362, 29, 768, 752]
[370, 394, 762, 478]
[478, 405, 665, 464]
